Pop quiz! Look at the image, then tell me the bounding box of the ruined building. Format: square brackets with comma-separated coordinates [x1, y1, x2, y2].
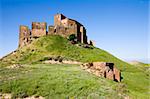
[19, 14, 87, 48]
[18, 14, 121, 82]
[81, 62, 121, 82]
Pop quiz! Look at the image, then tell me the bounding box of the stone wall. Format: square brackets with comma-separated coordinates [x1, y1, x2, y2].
[53, 14, 78, 37]
[52, 14, 87, 43]
[54, 14, 66, 26]
[19, 25, 31, 47]
[32, 22, 47, 37]
[48, 25, 55, 35]
[81, 62, 121, 82]
[114, 67, 121, 82]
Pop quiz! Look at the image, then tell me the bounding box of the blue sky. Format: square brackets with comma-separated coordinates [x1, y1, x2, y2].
[0, 0, 149, 63]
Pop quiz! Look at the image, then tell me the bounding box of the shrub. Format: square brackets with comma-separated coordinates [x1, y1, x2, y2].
[68, 34, 76, 41]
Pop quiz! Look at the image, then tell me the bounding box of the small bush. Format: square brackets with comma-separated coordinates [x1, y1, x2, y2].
[68, 34, 76, 41]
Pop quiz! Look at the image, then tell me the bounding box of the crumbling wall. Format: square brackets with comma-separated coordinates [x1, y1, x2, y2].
[54, 14, 66, 26]
[32, 22, 47, 37]
[67, 19, 77, 35]
[53, 14, 77, 37]
[19, 25, 31, 48]
[60, 18, 68, 27]
[79, 26, 87, 43]
[76, 23, 87, 44]
[81, 62, 121, 82]
[83, 29, 87, 44]
[114, 67, 121, 82]
[53, 14, 87, 44]
[48, 25, 55, 35]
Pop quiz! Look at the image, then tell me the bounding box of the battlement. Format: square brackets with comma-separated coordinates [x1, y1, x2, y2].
[19, 13, 88, 48]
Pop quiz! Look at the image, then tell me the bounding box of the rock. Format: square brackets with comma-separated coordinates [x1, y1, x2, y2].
[0, 93, 12, 99]
[62, 60, 81, 64]
[23, 95, 44, 99]
[7, 64, 23, 69]
[44, 60, 61, 64]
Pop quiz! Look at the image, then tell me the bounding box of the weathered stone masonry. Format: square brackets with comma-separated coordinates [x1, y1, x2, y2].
[19, 25, 31, 47]
[32, 22, 47, 37]
[81, 62, 121, 82]
[19, 14, 88, 48]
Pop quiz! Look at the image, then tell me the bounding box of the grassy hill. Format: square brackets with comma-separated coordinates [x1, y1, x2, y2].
[0, 35, 149, 99]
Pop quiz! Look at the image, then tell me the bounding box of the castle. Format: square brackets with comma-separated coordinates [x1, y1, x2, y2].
[15, 13, 121, 82]
[19, 14, 88, 47]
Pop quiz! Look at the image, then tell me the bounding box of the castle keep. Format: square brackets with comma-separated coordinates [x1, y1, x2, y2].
[19, 14, 87, 47]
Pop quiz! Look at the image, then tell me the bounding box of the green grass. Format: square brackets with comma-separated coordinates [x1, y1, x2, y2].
[0, 64, 126, 99]
[0, 35, 130, 70]
[0, 35, 149, 98]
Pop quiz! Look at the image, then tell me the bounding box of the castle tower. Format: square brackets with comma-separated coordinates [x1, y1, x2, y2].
[54, 14, 66, 26]
[32, 22, 47, 37]
[19, 25, 30, 48]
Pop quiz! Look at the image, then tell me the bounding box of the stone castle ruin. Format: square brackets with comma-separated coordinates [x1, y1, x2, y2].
[81, 62, 121, 82]
[18, 13, 121, 82]
[19, 14, 87, 47]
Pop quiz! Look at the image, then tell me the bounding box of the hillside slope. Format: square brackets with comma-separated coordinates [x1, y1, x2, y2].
[0, 35, 149, 98]
[1, 35, 130, 70]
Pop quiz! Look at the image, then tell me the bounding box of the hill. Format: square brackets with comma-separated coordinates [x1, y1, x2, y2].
[0, 35, 149, 99]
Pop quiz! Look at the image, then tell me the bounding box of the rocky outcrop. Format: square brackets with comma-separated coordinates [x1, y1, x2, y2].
[81, 62, 121, 82]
